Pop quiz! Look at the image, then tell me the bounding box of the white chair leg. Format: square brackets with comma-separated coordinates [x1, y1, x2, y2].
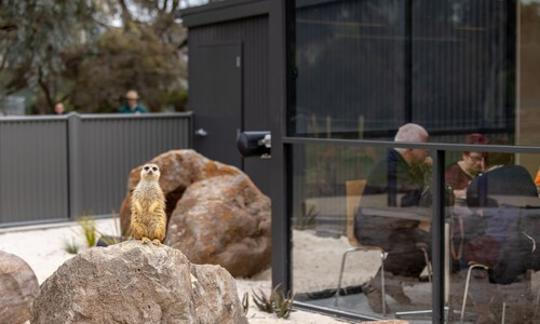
[420, 247, 432, 283]
[381, 251, 388, 316]
[334, 247, 363, 306]
[460, 263, 489, 323]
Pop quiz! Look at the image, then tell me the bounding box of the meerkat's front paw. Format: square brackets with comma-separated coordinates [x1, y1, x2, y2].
[141, 237, 151, 244]
[151, 239, 162, 246]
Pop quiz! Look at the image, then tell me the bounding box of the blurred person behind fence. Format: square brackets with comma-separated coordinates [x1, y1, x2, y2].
[118, 90, 148, 114]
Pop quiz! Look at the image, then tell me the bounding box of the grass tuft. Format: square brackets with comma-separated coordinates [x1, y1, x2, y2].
[252, 284, 294, 319]
[78, 216, 97, 247]
[63, 238, 80, 254]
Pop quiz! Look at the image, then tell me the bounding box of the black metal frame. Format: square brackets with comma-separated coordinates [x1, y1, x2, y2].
[281, 138, 540, 323]
[277, 1, 540, 323]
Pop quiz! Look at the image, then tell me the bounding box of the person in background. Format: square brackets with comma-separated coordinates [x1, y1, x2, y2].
[118, 90, 148, 114]
[445, 133, 488, 202]
[355, 123, 432, 313]
[54, 102, 65, 115]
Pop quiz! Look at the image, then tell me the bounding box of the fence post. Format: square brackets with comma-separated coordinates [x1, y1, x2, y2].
[67, 113, 82, 219]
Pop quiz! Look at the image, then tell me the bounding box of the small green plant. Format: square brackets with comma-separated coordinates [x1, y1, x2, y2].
[78, 216, 97, 247]
[272, 289, 294, 319]
[294, 204, 318, 230]
[252, 285, 294, 319]
[252, 288, 273, 313]
[241, 292, 249, 315]
[63, 238, 80, 254]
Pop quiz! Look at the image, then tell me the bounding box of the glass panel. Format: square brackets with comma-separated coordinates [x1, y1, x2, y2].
[291, 143, 433, 320]
[445, 150, 540, 323]
[292, 0, 540, 146]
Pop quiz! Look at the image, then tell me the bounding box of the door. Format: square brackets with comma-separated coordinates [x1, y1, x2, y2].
[191, 42, 242, 167]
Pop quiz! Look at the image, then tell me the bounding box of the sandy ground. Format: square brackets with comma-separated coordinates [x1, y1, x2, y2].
[0, 218, 353, 324]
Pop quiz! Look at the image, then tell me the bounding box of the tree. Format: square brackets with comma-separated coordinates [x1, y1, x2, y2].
[0, 0, 188, 114]
[0, 0, 102, 113]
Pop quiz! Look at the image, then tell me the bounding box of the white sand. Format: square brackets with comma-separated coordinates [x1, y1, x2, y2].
[0, 219, 352, 324]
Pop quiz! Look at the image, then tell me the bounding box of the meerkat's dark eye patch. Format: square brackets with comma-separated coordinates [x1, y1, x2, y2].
[144, 166, 150, 171]
[152, 167, 158, 171]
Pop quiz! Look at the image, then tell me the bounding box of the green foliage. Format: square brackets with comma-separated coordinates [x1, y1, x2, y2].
[272, 288, 294, 319]
[0, 0, 187, 113]
[78, 216, 97, 248]
[251, 285, 295, 319]
[293, 204, 317, 230]
[63, 238, 80, 255]
[252, 289, 273, 313]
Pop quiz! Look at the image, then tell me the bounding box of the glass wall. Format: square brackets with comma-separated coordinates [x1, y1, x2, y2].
[289, 0, 540, 322]
[292, 143, 433, 319]
[290, 0, 540, 148]
[445, 151, 540, 323]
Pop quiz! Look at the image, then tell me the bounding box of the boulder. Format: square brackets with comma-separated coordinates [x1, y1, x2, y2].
[119, 150, 272, 277]
[120, 150, 241, 234]
[165, 174, 271, 277]
[0, 250, 39, 324]
[32, 241, 247, 324]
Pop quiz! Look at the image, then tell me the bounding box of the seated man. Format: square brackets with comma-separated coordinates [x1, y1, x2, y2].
[354, 123, 431, 313]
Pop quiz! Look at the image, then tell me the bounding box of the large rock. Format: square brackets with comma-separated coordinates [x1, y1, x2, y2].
[120, 150, 241, 234]
[0, 250, 39, 324]
[165, 174, 271, 277]
[119, 150, 272, 277]
[32, 241, 247, 324]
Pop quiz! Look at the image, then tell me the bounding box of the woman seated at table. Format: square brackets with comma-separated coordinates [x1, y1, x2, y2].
[445, 133, 488, 202]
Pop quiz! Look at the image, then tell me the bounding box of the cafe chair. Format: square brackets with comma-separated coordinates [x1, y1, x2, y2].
[334, 179, 389, 315]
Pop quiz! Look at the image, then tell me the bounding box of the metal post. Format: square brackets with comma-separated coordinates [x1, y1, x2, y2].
[67, 113, 82, 219]
[432, 149, 445, 324]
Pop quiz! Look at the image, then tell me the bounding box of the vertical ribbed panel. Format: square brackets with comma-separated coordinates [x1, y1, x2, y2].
[293, 0, 515, 141]
[189, 15, 273, 194]
[295, 0, 407, 136]
[411, 0, 515, 141]
[78, 115, 191, 215]
[0, 119, 69, 223]
[0, 114, 191, 226]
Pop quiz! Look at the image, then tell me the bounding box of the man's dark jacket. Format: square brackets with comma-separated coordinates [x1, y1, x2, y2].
[354, 149, 427, 246]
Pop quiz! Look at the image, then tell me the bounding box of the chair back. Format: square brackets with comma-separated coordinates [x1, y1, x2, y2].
[345, 179, 367, 246]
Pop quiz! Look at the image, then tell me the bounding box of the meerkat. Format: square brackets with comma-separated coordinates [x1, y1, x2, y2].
[130, 163, 166, 245]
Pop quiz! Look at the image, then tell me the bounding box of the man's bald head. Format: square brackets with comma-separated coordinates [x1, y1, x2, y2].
[394, 123, 429, 165]
[394, 123, 429, 143]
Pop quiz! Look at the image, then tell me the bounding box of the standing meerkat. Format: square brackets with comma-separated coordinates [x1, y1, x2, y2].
[130, 163, 166, 245]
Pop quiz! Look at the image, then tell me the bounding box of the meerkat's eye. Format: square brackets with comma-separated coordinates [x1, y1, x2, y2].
[144, 166, 150, 171]
[152, 167, 158, 171]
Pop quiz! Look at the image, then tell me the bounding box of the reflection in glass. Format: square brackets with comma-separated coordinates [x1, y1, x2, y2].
[293, 0, 521, 145]
[292, 133, 433, 319]
[446, 151, 540, 323]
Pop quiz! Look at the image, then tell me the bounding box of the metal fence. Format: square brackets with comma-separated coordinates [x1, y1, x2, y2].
[0, 112, 192, 227]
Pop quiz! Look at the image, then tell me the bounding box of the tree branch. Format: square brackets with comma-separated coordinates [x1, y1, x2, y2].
[117, 0, 133, 24]
[37, 68, 54, 114]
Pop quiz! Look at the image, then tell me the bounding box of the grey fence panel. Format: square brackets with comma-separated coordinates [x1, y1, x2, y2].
[0, 118, 69, 224]
[75, 114, 192, 217]
[0, 113, 192, 227]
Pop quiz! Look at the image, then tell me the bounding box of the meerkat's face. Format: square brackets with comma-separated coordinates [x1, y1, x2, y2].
[141, 163, 160, 181]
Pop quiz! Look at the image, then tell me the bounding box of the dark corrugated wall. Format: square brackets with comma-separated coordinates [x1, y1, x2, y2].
[294, 0, 516, 142]
[189, 15, 272, 194]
